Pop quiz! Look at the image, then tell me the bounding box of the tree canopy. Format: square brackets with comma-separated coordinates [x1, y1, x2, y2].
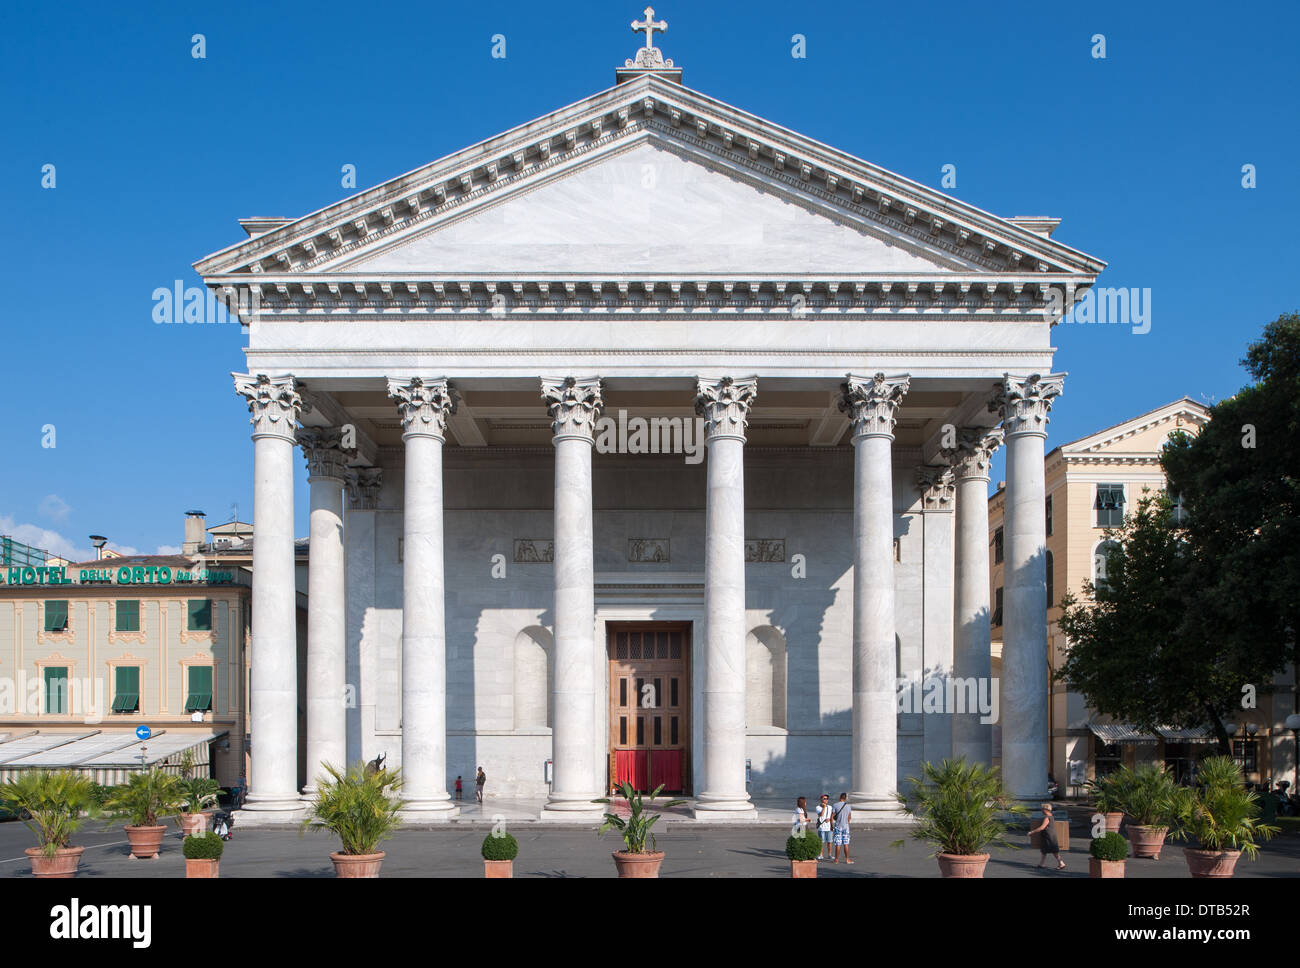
[1055, 312, 1300, 752]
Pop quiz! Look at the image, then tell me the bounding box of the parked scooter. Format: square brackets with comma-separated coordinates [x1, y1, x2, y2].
[211, 809, 235, 841]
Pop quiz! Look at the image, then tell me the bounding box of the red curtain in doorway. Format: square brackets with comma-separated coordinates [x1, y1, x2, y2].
[615, 750, 648, 789]
[651, 749, 682, 793]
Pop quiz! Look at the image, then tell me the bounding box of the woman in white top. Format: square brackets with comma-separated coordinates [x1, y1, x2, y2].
[792, 796, 811, 832]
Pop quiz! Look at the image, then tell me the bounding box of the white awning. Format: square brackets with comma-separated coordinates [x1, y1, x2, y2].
[1158, 726, 1214, 742]
[1088, 723, 1159, 744]
[0, 730, 226, 784]
[0, 731, 96, 765]
[79, 731, 225, 768]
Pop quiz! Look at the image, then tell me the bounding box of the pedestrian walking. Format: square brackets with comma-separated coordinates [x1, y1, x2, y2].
[455, 776, 463, 800]
[831, 792, 853, 864]
[815, 793, 834, 860]
[1030, 802, 1065, 870]
[475, 766, 486, 804]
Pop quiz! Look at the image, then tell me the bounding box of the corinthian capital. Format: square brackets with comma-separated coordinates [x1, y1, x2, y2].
[296, 427, 348, 481]
[942, 426, 1005, 482]
[541, 376, 604, 442]
[917, 465, 957, 511]
[839, 372, 910, 440]
[695, 377, 758, 440]
[233, 373, 307, 441]
[989, 372, 1065, 437]
[345, 467, 384, 509]
[387, 377, 456, 440]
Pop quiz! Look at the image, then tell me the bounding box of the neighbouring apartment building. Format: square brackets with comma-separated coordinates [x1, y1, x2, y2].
[0, 512, 307, 788]
[990, 397, 1299, 790]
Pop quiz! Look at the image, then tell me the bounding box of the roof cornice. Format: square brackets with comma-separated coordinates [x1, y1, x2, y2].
[194, 75, 1105, 281]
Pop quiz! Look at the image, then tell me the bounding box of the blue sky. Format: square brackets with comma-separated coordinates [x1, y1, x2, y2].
[2, 0, 1296, 559]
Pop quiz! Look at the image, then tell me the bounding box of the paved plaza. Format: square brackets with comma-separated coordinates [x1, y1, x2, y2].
[3, 804, 1297, 878]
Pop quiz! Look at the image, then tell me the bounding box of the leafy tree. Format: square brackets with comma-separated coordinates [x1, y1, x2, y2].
[1056, 311, 1300, 752]
[1055, 495, 1241, 751]
[1162, 311, 1299, 669]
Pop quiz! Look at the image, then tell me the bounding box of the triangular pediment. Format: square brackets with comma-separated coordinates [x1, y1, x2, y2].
[338, 141, 980, 275]
[195, 75, 1104, 282]
[1061, 398, 1210, 457]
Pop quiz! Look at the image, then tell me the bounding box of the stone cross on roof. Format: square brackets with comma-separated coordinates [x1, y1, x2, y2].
[626, 6, 673, 71]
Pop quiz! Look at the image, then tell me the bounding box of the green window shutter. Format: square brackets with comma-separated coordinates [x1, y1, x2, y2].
[115, 599, 140, 632]
[44, 600, 68, 632]
[44, 667, 68, 714]
[187, 599, 213, 631]
[112, 666, 140, 712]
[186, 665, 213, 712]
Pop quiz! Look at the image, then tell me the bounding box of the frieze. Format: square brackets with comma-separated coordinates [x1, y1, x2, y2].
[513, 539, 554, 564]
[628, 538, 670, 563]
[744, 538, 786, 562]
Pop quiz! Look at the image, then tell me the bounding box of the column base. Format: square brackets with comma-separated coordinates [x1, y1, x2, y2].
[399, 798, 459, 823]
[692, 793, 756, 821]
[540, 792, 606, 822]
[234, 794, 308, 826]
[849, 793, 912, 824]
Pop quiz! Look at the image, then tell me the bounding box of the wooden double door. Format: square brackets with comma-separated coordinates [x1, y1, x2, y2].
[607, 622, 690, 794]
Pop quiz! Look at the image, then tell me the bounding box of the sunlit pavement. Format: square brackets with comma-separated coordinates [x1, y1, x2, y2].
[3, 813, 1297, 878]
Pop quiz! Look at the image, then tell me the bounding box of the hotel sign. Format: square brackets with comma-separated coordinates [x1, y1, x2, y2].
[1, 565, 235, 586]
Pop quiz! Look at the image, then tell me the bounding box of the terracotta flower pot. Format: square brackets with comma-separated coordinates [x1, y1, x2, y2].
[936, 853, 989, 878]
[330, 851, 385, 878]
[1127, 824, 1168, 859]
[612, 850, 664, 878]
[25, 846, 84, 879]
[178, 812, 208, 836]
[790, 859, 818, 878]
[1183, 847, 1241, 878]
[1104, 812, 1124, 835]
[185, 858, 219, 879]
[1089, 858, 1125, 878]
[484, 859, 513, 878]
[125, 825, 167, 859]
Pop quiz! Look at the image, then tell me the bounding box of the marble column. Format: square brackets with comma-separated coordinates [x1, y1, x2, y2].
[388, 377, 458, 820]
[917, 465, 956, 766]
[840, 373, 909, 816]
[990, 373, 1064, 804]
[943, 427, 1004, 766]
[298, 428, 348, 797]
[344, 467, 383, 766]
[540, 377, 606, 820]
[233, 373, 306, 817]
[693, 377, 758, 818]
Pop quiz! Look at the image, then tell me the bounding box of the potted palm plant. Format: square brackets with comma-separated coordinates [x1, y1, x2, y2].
[1086, 771, 1126, 834]
[1112, 764, 1178, 859]
[177, 775, 221, 836]
[897, 757, 1025, 878]
[103, 769, 186, 859]
[481, 830, 518, 878]
[1089, 831, 1128, 878]
[594, 781, 685, 878]
[1170, 756, 1278, 878]
[182, 830, 224, 878]
[785, 827, 823, 878]
[301, 762, 405, 878]
[0, 770, 99, 878]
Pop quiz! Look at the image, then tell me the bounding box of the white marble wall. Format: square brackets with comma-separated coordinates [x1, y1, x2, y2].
[345, 449, 951, 799]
